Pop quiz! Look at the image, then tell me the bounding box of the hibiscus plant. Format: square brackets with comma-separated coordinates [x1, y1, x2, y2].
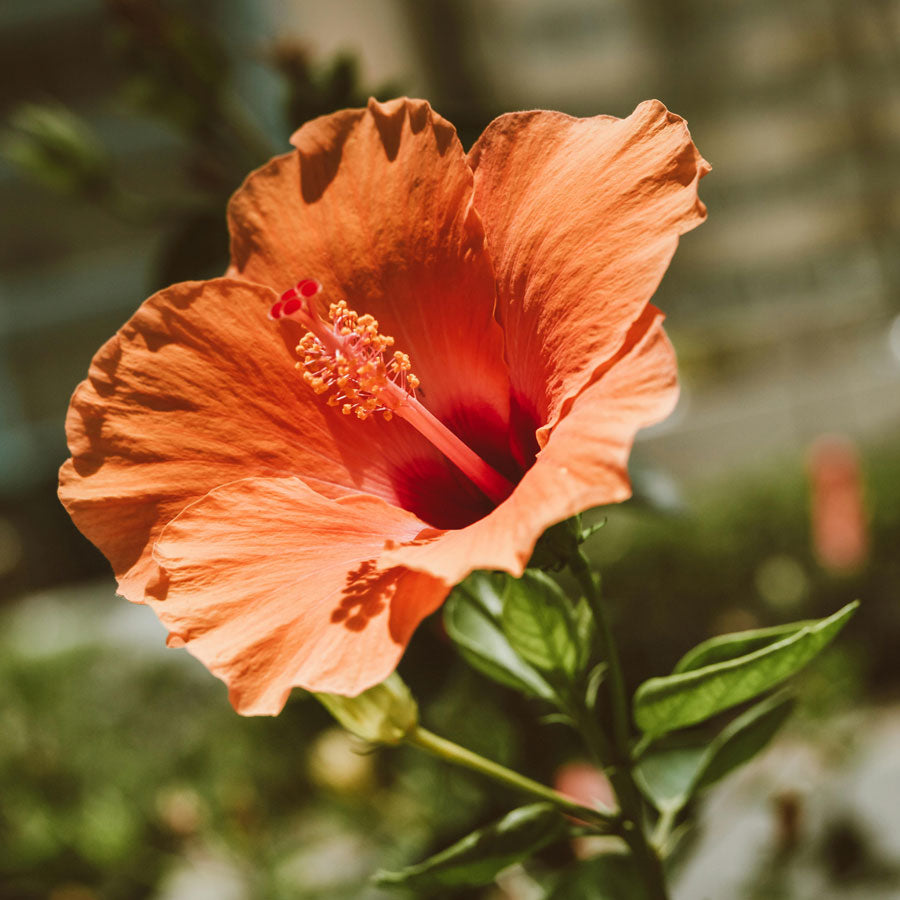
[59, 98, 856, 898]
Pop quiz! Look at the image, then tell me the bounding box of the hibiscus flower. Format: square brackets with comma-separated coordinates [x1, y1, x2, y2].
[59, 98, 708, 715]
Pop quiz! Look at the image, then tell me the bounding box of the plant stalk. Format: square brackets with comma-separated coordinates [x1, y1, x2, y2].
[405, 725, 617, 832]
[569, 548, 671, 900]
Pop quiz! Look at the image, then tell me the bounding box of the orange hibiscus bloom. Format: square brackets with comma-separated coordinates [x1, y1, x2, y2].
[59, 98, 708, 715]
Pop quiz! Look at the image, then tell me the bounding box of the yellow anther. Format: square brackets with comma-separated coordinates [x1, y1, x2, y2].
[294, 294, 419, 422]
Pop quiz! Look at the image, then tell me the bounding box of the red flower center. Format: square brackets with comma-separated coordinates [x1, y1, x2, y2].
[271, 280, 518, 517]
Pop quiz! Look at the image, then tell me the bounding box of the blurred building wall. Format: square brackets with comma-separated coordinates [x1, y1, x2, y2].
[1, 0, 899, 504]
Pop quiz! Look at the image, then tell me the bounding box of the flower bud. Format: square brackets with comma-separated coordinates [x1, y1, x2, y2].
[315, 673, 418, 745]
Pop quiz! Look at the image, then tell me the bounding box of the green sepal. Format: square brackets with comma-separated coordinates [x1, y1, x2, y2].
[579, 517, 607, 543]
[527, 517, 582, 570]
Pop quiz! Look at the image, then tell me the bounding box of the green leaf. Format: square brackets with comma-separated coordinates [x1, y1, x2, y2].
[501, 571, 582, 677]
[444, 573, 555, 701]
[692, 692, 794, 792]
[546, 852, 649, 899]
[374, 803, 569, 891]
[634, 746, 706, 812]
[636, 693, 794, 813]
[573, 597, 597, 674]
[633, 602, 857, 736]
[673, 621, 815, 674]
[585, 662, 607, 711]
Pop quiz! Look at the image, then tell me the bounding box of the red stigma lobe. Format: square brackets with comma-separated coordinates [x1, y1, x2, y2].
[268, 279, 322, 321]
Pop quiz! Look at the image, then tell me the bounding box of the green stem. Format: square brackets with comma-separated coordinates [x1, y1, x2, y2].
[405, 725, 617, 832]
[651, 807, 678, 853]
[569, 548, 671, 900]
[570, 550, 630, 751]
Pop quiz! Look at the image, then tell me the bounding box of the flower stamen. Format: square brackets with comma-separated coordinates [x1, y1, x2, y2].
[270, 280, 514, 505]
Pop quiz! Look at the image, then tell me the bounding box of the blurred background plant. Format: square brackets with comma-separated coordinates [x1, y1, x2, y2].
[1, 0, 899, 897]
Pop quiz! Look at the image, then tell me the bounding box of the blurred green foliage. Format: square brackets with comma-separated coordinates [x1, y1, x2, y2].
[0, 634, 500, 900]
[2, 0, 401, 287]
[592, 437, 900, 698]
[0, 617, 599, 900]
[4, 435, 896, 897]
[2, 104, 111, 198]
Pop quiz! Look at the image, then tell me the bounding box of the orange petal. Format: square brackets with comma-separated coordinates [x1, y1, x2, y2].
[384, 308, 677, 583]
[469, 100, 707, 438]
[228, 97, 510, 455]
[151, 477, 447, 714]
[58, 277, 453, 603]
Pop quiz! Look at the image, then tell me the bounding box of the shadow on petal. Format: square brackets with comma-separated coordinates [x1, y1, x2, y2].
[332, 559, 391, 632]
